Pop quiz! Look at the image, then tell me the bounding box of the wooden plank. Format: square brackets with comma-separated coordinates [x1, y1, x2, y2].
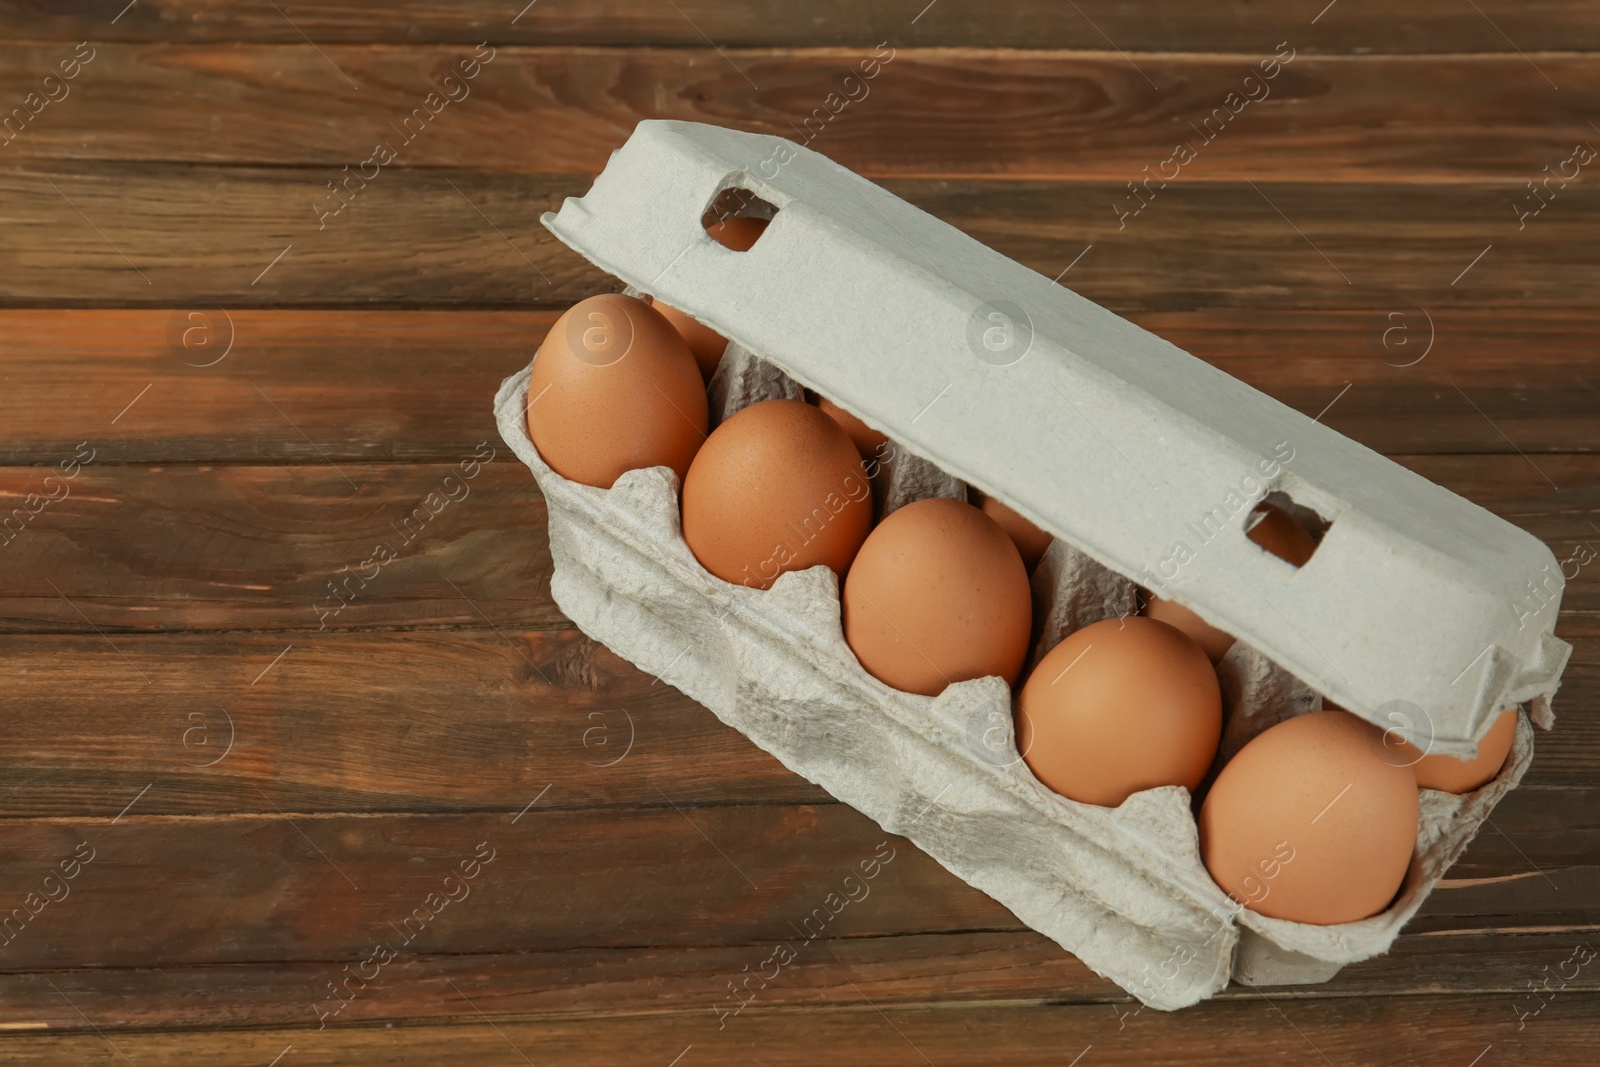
[0, 807, 1011, 970]
[0, 165, 584, 307]
[2, 0, 1596, 52]
[0, 806, 1587, 980]
[0, 464, 563, 633]
[1, 168, 1595, 310]
[1, 455, 1593, 636]
[1, 45, 1596, 182]
[1, 309, 1597, 466]
[0, 310, 539, 465]
[0, 628, 827, 815]
[0, 994, 1594, 1064]
[1, 928, 1595, 1032]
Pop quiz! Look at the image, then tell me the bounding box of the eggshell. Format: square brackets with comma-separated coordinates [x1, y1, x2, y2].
[526, 294, 707, 489]
[973, 491, 1052, 570]
[653, 217, 770, 380]
[651, 303, 727, 381]
[842, 498, 1031, 697]
[1143, 594, 1236, 663]
[816, 396, 889, 458]
[1246, 502, 1318, 566]
[705, 215, 770, 251]
[1199, 709, 1420, 925]
[1400, 707, 1519, 794]
[681, 398, 872, 589]
[1015, 617, 1221, 807]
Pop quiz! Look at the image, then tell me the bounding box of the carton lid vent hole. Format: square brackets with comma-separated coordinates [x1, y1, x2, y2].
[702, 188, 777, 251]
[1246, 492, 1330, 568]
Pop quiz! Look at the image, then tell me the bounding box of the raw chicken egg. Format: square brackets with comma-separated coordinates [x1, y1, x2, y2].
[816, 396, 889, 459]
[973, 490, 1052, 571]
[1400, 707, 1519, 794]
[681, 398, 871, 589]
[526, 294, 707, 488]
[653, 217, 770, 380]
[1143, 594, 1235, 663]
[1199, 709, 1420, 925]
[1143, 502, 1318, 662]
[1245, 502, 1318, 564]
[705, 215, 769, 251]
[842, 497, 1031, 697]
[1015, 616, 1221, 806]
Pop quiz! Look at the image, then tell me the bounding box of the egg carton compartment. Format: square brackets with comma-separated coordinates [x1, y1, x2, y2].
[1213, 642, 1537, 983]
[496, 353, 1535, 1009]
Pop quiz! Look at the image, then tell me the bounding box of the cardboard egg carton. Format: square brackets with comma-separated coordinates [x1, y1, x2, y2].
[494, 120, 1571, 1008]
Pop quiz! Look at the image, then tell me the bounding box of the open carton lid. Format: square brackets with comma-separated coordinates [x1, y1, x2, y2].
[542, 120, 1570, 755]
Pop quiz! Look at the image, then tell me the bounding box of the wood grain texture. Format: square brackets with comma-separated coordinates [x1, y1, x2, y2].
[0, 995, 1595, 1066]
[1, 0, 1596, 52]
[0, 463, 560, 632]
[1, 929, 1596, 1032]
[0, 45, 1594, 182]
[0, 310, 542, 464]
[0, 807, 994, 970]
[0, 799, 1587, 974]
[1, 167, 1594, 309]
[0, 0, 1595, 1057]
[1, 309, 1597, 465]
[0, 628, 826, 814]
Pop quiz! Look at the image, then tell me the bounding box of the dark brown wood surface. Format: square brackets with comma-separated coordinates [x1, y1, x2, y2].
[3, 0, 1597, 52]
[2, 45, 1598, 181]
[0, 2, 1595, 1063]
[4, 169, 1597, 309]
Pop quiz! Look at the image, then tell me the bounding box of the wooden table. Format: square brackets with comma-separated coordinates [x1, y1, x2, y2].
[1, 3, 1595, 1063]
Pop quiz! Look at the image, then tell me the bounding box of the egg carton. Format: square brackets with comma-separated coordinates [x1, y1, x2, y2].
[495, 120, 1571, 1008]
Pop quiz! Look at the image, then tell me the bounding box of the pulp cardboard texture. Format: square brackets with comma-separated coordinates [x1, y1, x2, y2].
[496, 120, 1569, 1008]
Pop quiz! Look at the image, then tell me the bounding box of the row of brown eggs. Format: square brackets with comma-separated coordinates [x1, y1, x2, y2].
[523, 270, 1518, 929]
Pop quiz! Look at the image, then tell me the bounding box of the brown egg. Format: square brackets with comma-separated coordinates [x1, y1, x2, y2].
[842, 498, 1032, 697]
[652, 302, 726, 382]
[681, 398, 872, 589]
[705, 215, 770, 252]
[653, 217, 771, 380]
[1199, 710, 1420, 925]
[1246, 502, 1318, 566]
[526, 294, 707, 489]
[1016, 617, 1221, 807]
[1143, 595, 1236, 663]
[816, 396, 890, 459]
[973, 491, 1052, 571]
[1399, 707, 1519, 794]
